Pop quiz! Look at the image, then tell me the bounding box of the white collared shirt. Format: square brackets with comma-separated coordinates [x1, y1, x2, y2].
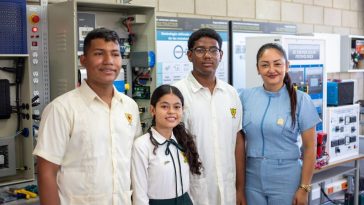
[131, 128, 190, 205]
[33, 81, 142, 205]
[174, 72, 242, 205]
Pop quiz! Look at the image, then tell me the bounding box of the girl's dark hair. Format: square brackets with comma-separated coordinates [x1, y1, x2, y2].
[149, 84, 202, 175]
[256, 43, 297, 127]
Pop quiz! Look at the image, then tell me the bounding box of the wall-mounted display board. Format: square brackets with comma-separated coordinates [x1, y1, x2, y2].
[230, 21, 296, 90]
[156, 17, 229, 86]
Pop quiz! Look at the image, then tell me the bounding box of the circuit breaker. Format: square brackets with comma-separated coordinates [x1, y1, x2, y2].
[326, 104, 360, 163]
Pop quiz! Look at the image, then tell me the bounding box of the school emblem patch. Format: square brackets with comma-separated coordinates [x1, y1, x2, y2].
[277, 118, 284, 126]
[230, 108, 237, 119]
[181, 152, 188, 163]
[125, 113, 132, 125]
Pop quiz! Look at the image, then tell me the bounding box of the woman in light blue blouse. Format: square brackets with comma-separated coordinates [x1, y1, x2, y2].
[240, 43, 320, 205]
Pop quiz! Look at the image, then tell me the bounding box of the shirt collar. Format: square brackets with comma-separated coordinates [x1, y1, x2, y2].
[262, 84, 286, 97]
[112, 86, 124, 102]
[151, 127, 177, 144]
[79, 80, 123, 105]
[187, 72, 225, 93]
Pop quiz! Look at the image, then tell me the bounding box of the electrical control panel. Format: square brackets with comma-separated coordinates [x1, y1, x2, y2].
[0, 0, 35, 185]
[26, 3, 50, 123]
[48, 1, 155, 98]
[341, 35, 364, 72]
[326, 104, 360, 163]
[289, 63, 324, 131]
[0, 56, 35, 185]
[47, 0, 156, 131]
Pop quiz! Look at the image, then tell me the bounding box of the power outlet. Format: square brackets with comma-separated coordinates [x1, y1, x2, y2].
[325, 179, 348, 194]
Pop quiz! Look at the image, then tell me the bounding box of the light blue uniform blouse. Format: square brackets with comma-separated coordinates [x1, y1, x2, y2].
[240, 85, 321, 160]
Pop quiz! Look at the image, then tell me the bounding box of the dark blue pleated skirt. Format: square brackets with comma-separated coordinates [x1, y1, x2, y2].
[149, 192, 193, 205]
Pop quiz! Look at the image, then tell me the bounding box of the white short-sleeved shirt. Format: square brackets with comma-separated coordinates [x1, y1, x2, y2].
[33, 81, 142, 205]
[174, 72, 243, 205]
[131, 128, 190, 205]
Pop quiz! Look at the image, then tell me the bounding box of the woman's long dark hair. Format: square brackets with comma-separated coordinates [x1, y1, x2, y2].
[149, 84, 202, 175]
[256, 43, 297, 127]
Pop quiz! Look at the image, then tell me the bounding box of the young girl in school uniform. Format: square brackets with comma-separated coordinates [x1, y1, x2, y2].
[131, 84, 202, 205]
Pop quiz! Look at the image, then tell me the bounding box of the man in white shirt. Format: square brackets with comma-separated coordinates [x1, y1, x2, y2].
[174, 28, 246, 205]
[33, 28, 142, 205]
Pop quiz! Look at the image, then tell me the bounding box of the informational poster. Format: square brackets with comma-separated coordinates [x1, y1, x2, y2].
[283, 39, 325, 131]
[230, 21, 296, 90]
[156, 17, 229, 86]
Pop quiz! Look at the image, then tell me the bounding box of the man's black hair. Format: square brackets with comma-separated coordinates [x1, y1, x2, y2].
[188, 28, 222, 50]
[83, 27, 120, 54]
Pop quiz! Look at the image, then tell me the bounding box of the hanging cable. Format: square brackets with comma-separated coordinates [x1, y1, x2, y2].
[15, 58, 25, 131]
[122, 17, 136, 45]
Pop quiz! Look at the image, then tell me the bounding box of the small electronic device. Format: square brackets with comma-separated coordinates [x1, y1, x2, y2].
[130, 51, 155, 68]
[132, 85, 150, 99]
[327, 81, 354, 106]
[316, 132, 327, 159]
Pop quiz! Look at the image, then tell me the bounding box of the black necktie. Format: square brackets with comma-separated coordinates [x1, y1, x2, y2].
[149, 131, 186, 200]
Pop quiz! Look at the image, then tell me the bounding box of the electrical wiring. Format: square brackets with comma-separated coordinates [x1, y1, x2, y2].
[0, 67, 16, 73]
[122, 17, 133, 33]
[122, 16, 136, 45]
[320, 187, 345, 205]
[133, 70, 151, 86]
[0, 58, 25, 131]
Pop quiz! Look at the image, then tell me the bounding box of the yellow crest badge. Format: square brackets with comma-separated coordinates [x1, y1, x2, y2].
[125, 113, 133, 125]
[277, 118, 284, 126]
[181, 152, 188, 163]
[230, 108, 237, 119]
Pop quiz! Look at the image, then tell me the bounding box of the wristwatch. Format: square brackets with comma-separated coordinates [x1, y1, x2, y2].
[299, 184, 312, 192]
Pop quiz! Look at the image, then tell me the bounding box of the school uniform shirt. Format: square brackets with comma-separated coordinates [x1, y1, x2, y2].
[131, 128, 190, 205]
[174, 72, 243, 205]
[33, 80, 142, 205]
[240, 85, 321, 159]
